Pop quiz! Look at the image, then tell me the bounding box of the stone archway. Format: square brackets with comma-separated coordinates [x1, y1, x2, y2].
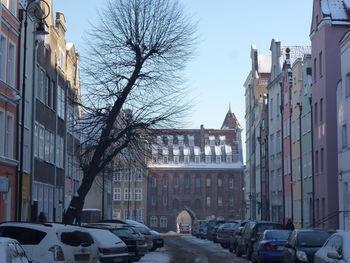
[175, 207, 197, 233]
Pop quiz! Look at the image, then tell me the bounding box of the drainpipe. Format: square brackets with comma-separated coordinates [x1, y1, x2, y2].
[297, 102, 304, 227]
[280, 82, 285, 224]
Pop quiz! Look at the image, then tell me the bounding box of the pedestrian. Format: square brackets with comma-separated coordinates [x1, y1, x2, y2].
[38, 211, 48, 223]
[285, 218, 295, 231]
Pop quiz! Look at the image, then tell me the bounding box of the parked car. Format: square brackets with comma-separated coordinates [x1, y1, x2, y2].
[0, 222, 98, 263]
[251, 229, 291, 263]
[86, 227, 129, 263]
[149, 230, 164, 251]
[283, 229, 333, 263]
[179, 223, 190, 234]
[192, 220, 206, 237]
[212, 223, 225, 243]
[86, 223, 148, 262]
[236, 220, 285, 260]
[0, 237, 29, 263]
[216, 221, 239, 248]
[229, 220, 249, 253]
[207, 220, 225, 241]
[198, 222, 208, 239]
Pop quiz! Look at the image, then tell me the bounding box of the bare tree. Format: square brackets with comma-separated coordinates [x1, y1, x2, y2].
[63, 0, 196, 224]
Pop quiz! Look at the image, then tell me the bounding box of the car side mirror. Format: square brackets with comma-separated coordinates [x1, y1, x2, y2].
[327, 251, 342, 260]
[284, 243, 292, 248]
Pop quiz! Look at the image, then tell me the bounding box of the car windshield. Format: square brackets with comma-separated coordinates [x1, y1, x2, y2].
[134, 226, 150, 235]
[297, 232, 331, 247]
[265, 230, 290, 240]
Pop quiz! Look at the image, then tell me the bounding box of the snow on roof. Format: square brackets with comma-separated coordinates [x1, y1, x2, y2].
[66, 42, 74, 51]
[162, 147, 169, 155]
[205, 145, 211, 155]
[280, 46, 311, 65]
[167, 135, 173, 140]
[321, 0, 350, 20]
[209, 136, 215, 141]
[183, 146, 190, 156]
[178, 135, 184, 140]
[258, 54, 272, 73]
[188, 135, 194, 141]
[219, 136, 226, 141]
[215, 146, 222, 156]
[173, 146, 180, 156]
[194, 146, 201, 156]
[225, 145, 232, 155]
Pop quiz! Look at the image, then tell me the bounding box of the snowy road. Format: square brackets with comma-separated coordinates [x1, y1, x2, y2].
[140, 235, 250, 263]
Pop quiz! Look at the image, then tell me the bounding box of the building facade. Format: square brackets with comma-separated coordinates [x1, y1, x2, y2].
[0, 0, 20, 221]
[147, 111, 244, 232]
[310, 0, 350, 229]
[338, 29, 350, 230]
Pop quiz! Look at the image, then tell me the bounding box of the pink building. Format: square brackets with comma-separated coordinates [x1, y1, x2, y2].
[310, 0, 350, 229]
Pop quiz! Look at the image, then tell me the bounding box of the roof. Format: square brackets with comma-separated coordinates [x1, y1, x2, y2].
[321, 0, 350, 21]
[280, 46, 312, 65]
[221, 109, 243, 130]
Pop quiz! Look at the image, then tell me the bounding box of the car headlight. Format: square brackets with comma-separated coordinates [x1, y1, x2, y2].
[296, 250, 308, 262]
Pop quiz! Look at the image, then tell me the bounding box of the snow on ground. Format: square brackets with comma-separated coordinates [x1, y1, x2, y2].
[180, 235, 233, 255]
[139, 247, 171, 263]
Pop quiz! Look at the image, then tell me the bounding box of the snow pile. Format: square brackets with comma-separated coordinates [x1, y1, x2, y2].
[139, 247, 170, 263]
[180, 236, 232, 255]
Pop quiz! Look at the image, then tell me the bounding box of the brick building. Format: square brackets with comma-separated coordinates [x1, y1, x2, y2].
[146, 110, 244, 232]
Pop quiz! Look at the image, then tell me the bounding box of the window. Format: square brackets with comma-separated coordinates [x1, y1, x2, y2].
[113, 188, 121, 201]
[206, 196, 211, 207]
[36, 66, 45, 102]
[229, 178, 234, 189]
[189, 137, 194, 146]
[314, 103, 318, 124]
[346, 73, 350, 97]
[124, 210, 130, 219]
[135, 168, 143, 181]
[150, 216, 158, 227]
[44, 130, 50, 161]
[124, 169, 131, 182]
[174, 155, 179, 164]
[57, 85, 65, 119]
[206, 177, 211, 187]
[195, 177, 200, 191]
[151, 177, 157, 188]
[226, 156, 232, 163]
[0, 35, 6, 81]
[315, 150, 319, 175]
[313, 58, 317, 82]
[178, 136, 184, 146]
[0, 110, 4, 156]
[5, 114, 14, 158]
[163, 156, 168, 164]
[160, 216, 167, 228]
[216, 156, 221, 163]
[184, 155, 189, 163]
[205, 156, 211, 163]
[342, 125, 348, 148]
[195, 156, 200, 163]
[151, 195, 156, 206]
[0, 227, 46, 245]
[218, 177, 222, 187]
[320, 99, 323, 123]
[218, 196, 223, 206]
[56, 136, 64, 168]
[163, 195, 167, 206]
[7, 42, 15, 87]
[162, 176, 168, 188]
[229, 197, 234, 207]
[173, 176, 179, 189]
[320, 148, 324, 173]
[319, 52, 322, 78]
[124, 189, 132, 201]
[135, 188, 142, 201]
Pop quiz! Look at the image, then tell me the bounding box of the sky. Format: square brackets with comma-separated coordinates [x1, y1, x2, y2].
[54, 0, 313, 132]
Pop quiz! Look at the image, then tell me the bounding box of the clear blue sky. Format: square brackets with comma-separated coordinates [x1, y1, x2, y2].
[54, 0, 312, 131]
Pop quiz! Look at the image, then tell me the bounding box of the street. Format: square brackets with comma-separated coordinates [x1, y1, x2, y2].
[140, 235, 249, 263]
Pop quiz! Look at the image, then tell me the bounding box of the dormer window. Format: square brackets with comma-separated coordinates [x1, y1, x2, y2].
[157, 136, 163, 145]
[226, 156, 232, 163]
[219, 136, 226, 145]
[195, 156, 200, 163]
[167, 135, 173, 146]
[184, 156, 189, 163]
[174, 156, 179, 164]
[188, 135, 194, 146]
[164, 156, 168, 164]
[216, 156, 221, 164]
[209, 136, 215, 146]
[178, 135, 184, 146]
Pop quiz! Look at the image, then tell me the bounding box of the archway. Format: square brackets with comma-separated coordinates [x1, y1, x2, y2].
[176, 207, 197, 233]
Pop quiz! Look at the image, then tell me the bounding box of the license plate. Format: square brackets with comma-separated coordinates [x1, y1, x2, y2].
[75, 254, 90, 261]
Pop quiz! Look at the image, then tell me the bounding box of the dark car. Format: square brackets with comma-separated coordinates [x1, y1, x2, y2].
[207, 220, 225, 241]
[85, 223, 148, 262]
[251, 229, 291, 263]
[212, 223, 225, 243]
[216, 221, 239, 248]
[192, 220, 206, 237]
[236, 221, 285, 260]
[283, 229, 333, 263]
[198, 222, 208, 239]
[149, 230, 164, 251]
[229, 220, 249, 253]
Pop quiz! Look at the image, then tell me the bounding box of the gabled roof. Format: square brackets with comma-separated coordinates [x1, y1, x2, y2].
[258, 54, 272, 74]
[280, 46, 312, 65]
[320, 0, 350, 21]
[221, 108, 243, 130]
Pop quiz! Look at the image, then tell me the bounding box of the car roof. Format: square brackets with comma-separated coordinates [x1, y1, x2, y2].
[0, 222, 88, 231]
[84, 223, 130, 229]
[0, 237, 20, 244]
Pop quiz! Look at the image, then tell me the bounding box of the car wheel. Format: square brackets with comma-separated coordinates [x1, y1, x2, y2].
[246, 246, 252, 260]
[235, 246, 242, 257]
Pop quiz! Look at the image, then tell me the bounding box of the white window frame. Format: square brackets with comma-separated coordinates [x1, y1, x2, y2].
[195, 155, 200, 163]
[205, 156, 211, 163]
[114, 168, 123, 182]
[174, 155, 179, 164]
[5, 112, 14, 158]
[7, 40, 15, 87]
[0, 109, 4, 156]
[135, 188, 142, 201]
[184, 155, 189, 163]
[150, 216, 158, 227]
[0, 34, 6, 81]
[216, 156, 221, 164]
[124, 188, 132, 201]
[113, 188, 121, 201]
[226, 156, 232, 163]
[135, 168, 143, 181]
[160, 216, 167, 228]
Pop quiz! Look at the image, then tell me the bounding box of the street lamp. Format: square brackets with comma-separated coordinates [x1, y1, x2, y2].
[18, 0, 50, 220]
